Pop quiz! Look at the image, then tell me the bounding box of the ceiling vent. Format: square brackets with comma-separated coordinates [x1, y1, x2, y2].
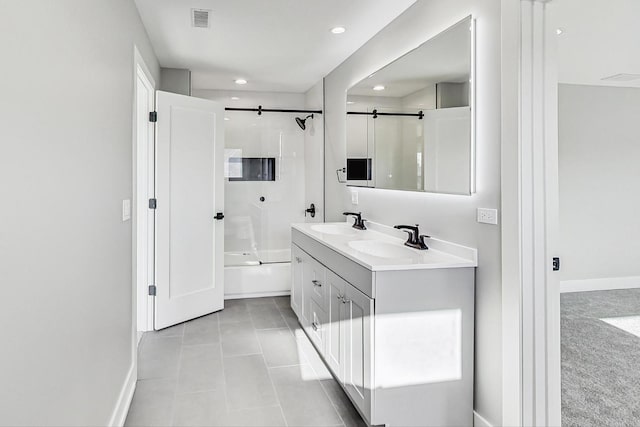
[601, 73, 640, 82]
[192, 9, 211, 29]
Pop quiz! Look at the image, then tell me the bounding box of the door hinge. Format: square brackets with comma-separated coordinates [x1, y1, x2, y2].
[149, 198, 157, 209]
[552, 257, 561, 271]
[149, 111, 158, 122]
[148, 285, 157, 296]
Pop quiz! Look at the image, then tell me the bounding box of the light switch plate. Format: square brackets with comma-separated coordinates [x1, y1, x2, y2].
[122, 199, 131, 222]
[351, 190, 359, 205]
[477, 208, 498, 225]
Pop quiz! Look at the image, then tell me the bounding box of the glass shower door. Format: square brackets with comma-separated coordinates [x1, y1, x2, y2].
[223, 110, 305, 267]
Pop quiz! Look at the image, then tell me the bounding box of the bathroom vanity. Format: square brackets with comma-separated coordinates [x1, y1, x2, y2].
[290, 222, 477, 427]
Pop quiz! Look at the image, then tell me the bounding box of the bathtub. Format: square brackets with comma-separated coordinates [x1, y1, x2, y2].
[223, 248, 291, 299]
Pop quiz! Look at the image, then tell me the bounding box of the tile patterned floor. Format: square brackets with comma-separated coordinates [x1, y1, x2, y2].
[125, 296, 367, 427]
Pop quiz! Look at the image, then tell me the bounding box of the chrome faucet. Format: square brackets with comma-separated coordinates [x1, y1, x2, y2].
[343, 212, 367, 230]
[394, 224, 429, 250]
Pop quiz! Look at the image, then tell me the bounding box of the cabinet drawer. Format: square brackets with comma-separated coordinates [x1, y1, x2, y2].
[305, 256, 327, 310]
[308, 299, 327, 352]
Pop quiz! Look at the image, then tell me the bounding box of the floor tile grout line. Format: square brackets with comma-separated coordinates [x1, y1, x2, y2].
[273, 312, 347, 427]
[294, 307, 349, 427]
[266, 362, 308, 370]
[217, 309, 235, 424]
[254, 315, 290, 427]
[318, 378, 349, 427]
[168, 326, 184, 426]
[309, 360, 347, 425]
[222, 351, 264, 359]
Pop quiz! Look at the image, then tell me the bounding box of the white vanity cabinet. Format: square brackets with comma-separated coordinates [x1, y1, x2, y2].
[294, 251, 373, 420]
[291, 224, 477, 427]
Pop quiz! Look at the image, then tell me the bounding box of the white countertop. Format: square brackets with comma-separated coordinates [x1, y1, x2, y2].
[292, 221, 477, 272]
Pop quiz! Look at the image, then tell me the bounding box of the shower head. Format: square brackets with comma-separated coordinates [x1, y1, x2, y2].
[295, 114, 314, 130]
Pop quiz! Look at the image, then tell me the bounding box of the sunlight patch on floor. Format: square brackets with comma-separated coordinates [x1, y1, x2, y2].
[600, 315, 640, 339]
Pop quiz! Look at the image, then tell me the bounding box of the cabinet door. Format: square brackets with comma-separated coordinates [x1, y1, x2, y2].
[326, 270, 347, 380]
[291, 245, 304, 318]
[344, 284, 373, 421]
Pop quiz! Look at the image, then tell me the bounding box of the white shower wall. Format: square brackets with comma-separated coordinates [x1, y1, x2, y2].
[193, 90, 307, 263]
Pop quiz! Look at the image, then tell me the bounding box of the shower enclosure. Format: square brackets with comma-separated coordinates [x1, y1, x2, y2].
[222, 101, 308, 298]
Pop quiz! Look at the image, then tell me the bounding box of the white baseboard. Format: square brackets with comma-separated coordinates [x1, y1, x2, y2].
[473, 411, 493, 427]
[560, 276, 640, 293]
[108, 364, 137, 427]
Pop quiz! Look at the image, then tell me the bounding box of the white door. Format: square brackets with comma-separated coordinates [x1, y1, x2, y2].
[154, 90, 225, 330]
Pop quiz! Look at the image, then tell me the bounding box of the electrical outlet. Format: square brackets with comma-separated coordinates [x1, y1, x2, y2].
[351, 190, 359, 205]
[477, 208, 498, 225]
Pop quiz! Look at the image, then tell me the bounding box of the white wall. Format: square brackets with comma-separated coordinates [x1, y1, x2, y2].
[0, 1, 159, 425]
[559, 84, 640, 281]
[160, 68, 191, 96]
[321, 1, 502, 424]
[304, 81, 325, 222]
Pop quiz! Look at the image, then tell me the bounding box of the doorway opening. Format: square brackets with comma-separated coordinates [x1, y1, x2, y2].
[550, 1, 640, 425]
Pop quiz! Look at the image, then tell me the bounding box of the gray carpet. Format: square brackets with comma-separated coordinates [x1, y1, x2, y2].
[562, 289, 640, 426]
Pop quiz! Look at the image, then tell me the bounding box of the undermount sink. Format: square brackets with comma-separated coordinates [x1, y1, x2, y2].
[348, 240, 417, 259]
[311, 223, 358, 236]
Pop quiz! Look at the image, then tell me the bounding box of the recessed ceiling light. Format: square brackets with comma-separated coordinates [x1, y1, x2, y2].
[556, 28, 564, 35]
[231, 96, 240, 100]
[331, 26, 346, 34]
[224, 117, 230, 121]
[373, 85, 385, 91]
[347, 101, 355, 105]
[235, 79, 247, 85]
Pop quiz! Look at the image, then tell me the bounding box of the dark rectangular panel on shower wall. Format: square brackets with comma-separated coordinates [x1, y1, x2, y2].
[228, 157, 276, 181]
[347, 158, 372, 181]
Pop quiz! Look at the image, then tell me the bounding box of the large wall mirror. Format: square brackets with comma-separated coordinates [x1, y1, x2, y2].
[346, 16, 475, 195]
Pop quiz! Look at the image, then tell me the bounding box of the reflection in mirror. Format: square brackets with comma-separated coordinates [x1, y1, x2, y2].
[346, 16, 475, 195]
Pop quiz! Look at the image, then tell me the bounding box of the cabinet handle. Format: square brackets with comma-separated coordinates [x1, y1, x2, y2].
[295, 257, 302, 263]
[312, 321, 319, 331]
[336, 294, 344, 300]
[312, 280, 322, 287]
[341, 297, 350, 304]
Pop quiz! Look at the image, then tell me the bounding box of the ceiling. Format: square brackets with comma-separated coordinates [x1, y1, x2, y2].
[551, 0, 640, 88]
[348, 17, 471, 98]
[134, 0, 416, 93]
